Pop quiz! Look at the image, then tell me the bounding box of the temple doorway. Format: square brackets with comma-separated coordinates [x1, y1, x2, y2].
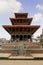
[20, 35, 23, 41]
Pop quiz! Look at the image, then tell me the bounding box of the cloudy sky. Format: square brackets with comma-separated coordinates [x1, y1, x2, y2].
[0, 0, 43, 40]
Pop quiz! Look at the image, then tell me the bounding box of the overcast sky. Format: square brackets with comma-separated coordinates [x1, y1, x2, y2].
[0, 0, 43, 40]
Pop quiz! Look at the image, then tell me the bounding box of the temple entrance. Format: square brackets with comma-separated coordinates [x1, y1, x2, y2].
[16, 35, 19, 42]
[20, 35, 23, 41]
[24, 35, 27, 41]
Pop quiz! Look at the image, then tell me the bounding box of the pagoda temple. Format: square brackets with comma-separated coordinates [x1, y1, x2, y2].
[3, 13, 40, 42]
[1, 13, 43, 58]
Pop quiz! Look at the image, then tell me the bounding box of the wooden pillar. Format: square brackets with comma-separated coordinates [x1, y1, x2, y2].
[30, 36, 32, 42]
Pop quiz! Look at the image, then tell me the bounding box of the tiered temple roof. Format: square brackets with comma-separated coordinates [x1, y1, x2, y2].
[2, 13, 40, 42]
[15, 13, 28, 18]
[3, 25, 40, 35]
[10, 18, 33, 25]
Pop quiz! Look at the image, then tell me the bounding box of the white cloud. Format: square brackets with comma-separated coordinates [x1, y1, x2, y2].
[0, 0, 22, 14]
[0, 26, 11, 40]
[32, 13, 43, 38]
[36, 4, 43, 10]
[0, 0, 22, 40]
[33, 13, 43, 22]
